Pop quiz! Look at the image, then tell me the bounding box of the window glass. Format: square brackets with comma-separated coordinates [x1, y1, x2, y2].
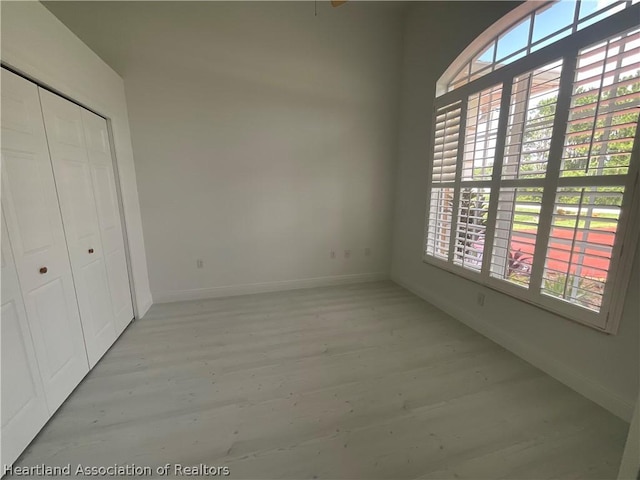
[578, 3, 627, 29]
[578, 0, 604, 19]
[578, 0, 626, 23]
[532, 1, 576, 44]
[496, 17, 531, 63]
[531, 29, 572, 53]
[443, 0, 636, 92]
[471, 42, 496, 77]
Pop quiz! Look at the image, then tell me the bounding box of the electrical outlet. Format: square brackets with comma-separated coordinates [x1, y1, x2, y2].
[364, 247, 371, 257]
[344, 249, 351, 259]
[477, 292, 485, 306]
[196, 259, 204, 269]
[330, 251, 336, 259]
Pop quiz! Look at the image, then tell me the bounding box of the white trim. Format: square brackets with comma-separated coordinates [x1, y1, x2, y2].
[422, 254, 606, 331]
[137, 296, 153, 319]
[153, 272, 389, 303]
[392, 274, 635, 422]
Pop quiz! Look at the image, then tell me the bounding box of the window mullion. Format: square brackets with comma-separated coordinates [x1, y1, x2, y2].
[528, 52, 579, 295]
[571, 0, 580, 34]
[481, 79, 512, 277]
[525, 10, 535, 56]
[447, 100, 468, 262]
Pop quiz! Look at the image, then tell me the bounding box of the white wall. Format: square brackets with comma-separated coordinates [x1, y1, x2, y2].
[115, 2, 404, 302]
[1, 2, 153, 317]
[391, 1, 639, 421]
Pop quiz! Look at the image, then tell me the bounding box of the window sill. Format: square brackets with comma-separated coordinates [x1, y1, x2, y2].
[421, 255, 614, 334]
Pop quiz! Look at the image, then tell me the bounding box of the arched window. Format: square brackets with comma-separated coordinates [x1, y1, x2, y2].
[438, 0, 638, 95]
[424, 0, 640, 333]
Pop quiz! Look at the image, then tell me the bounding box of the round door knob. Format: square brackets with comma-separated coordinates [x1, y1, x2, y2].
[88, 248, 94, 254]
[39, 267, 48, 274]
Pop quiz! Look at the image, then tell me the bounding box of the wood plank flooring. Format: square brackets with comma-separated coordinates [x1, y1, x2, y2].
[12, 281, 628, 479]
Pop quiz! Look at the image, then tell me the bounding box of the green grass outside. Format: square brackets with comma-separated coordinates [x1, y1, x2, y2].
[510, 208, 618, 231]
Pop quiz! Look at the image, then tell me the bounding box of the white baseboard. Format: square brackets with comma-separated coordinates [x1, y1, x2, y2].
[137, 296, 153, 319]
[153, 272, 389, 304]
[392, 275, 634, 422]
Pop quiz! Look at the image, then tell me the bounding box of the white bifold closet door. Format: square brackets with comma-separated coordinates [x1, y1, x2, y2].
[0, 69, 89, 413]
[80, 108, 134, 333]
[1, 211, 50, 469]
[1, 69, 135, 468]
[40, 89, 133, 367]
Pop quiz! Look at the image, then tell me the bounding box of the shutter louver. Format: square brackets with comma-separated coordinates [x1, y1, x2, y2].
[560, 28, 639, 178]
[432, 102, 462, 184]
[462, 85, 502, 181]
[541, 187, 624, 312]
[502, 60, 563, 180]
[453, 188, 491, 271]
[490, 187, 543, 287]
[426, 102, 462, 261]
[539, 27, 639, 315]
[426, 188, 454, 260]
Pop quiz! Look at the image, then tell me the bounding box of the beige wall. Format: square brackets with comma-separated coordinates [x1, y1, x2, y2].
[119, 2, 404, 301]
[391, 1, 639, 421]
[1, 1, 153, 317]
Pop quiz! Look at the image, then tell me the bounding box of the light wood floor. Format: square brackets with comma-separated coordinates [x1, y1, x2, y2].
[14, 281, 628, 479]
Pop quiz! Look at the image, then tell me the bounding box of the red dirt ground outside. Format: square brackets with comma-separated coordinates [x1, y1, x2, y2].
[510, 227, 615, 278]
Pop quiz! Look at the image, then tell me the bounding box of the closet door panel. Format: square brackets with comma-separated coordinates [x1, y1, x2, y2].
[82, 109, 133, 332]
[39, 89, 118, 367]
[0, 69, 89, 413]
[1, 212, 50, 469]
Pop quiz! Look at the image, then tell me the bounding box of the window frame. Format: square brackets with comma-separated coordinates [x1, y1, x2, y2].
[439, 0, 638, 95]
[424, 5, 640, 334]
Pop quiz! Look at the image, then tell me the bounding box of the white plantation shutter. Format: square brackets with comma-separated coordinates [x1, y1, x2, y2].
[502, 60, 563, 180]
[462, 85, 502, 182]
[425, 11, 640, 333]
[489, 61, 564, 288]
[453, 188, 491, 271]
[560, 29, 639, 178]
[539, 27, 639, 316]
[432, 102, 462, 183]
[426, 187, 454, 259]
[541, 187, 624, 312]
[451, 84, 502, 272]
[426, 102, 462, 260]
[490, 186, 543, 287]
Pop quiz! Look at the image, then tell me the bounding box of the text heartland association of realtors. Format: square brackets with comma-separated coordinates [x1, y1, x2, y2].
[3, 463, 231, 476]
